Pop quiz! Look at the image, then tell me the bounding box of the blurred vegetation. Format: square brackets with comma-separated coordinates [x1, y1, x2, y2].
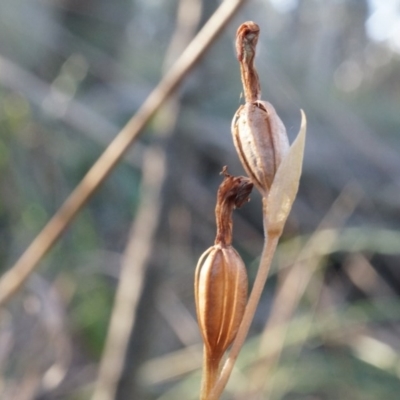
[0, 0, 400, 399]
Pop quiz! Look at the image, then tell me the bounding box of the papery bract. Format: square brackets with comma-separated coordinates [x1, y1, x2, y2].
[264, 110, 307, 234]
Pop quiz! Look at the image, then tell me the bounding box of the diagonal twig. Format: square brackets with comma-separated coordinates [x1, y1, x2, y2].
[92, 1, 203, 398]
[0, 0, 247, 307]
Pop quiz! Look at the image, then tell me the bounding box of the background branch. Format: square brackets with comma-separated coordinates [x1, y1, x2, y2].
[0, 0, 247, 307]
[92, 1, 203, 398]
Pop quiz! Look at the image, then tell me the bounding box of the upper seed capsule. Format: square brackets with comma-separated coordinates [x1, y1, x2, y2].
[232, 21, 290, 197]
[232, 100, 289, 197]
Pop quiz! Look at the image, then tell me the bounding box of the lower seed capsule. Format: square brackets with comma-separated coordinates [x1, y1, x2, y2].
[195, 244, 248, 360]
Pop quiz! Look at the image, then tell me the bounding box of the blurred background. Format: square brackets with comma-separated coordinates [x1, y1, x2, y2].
[1, 0, 400, 399]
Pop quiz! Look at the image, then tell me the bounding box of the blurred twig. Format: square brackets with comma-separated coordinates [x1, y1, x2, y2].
[139, 343, 203, 387]
[0, 0, 247, 307]
[92, 0, 204, 398]
[91, 147, 166, 400]
[0, 55, 117, 143]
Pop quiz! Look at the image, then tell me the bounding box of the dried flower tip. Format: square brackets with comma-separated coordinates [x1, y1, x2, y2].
[194, 244, 248, 361]
[232, 101, 289, 197]
[219, 167, 253, 209]
[236, 21, 261, 102]
[236, 21, 260, 63]
[215, 168, 253, 245]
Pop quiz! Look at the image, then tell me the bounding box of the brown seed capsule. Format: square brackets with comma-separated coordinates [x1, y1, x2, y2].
[194, 244, 248, 361]
[233, 21, 290, 197]
[232, 101, 289, 197]
[195, 169, 251, 362]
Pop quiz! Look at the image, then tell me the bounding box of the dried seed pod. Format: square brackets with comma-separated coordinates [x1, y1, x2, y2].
[232, 21, 290, 197]
[232, 101, 289, 197]
[194, 168, 251, 378]
[194, 244, 248, 361]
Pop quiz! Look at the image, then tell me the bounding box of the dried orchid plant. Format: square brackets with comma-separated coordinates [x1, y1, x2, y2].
[194, 21, 306, 400]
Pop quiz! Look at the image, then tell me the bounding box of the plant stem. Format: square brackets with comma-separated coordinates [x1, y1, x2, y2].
[210, 204, 280, 399]
[201, 348, 221, 400]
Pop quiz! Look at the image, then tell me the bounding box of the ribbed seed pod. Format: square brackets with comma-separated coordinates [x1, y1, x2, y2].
[232, 101, 289, 197]
[195, 169, 251, 399]
[194, 244, 248, 361]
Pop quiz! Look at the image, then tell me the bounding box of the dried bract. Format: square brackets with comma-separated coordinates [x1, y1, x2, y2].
[264, 110, 307, 234]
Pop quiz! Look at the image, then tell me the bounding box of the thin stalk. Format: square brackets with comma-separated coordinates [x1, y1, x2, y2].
[201, 348, 220, 400]
[210, 215, 279, 399]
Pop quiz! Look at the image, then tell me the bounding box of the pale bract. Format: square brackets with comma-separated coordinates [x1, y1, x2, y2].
[265, 110, 307, 233]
